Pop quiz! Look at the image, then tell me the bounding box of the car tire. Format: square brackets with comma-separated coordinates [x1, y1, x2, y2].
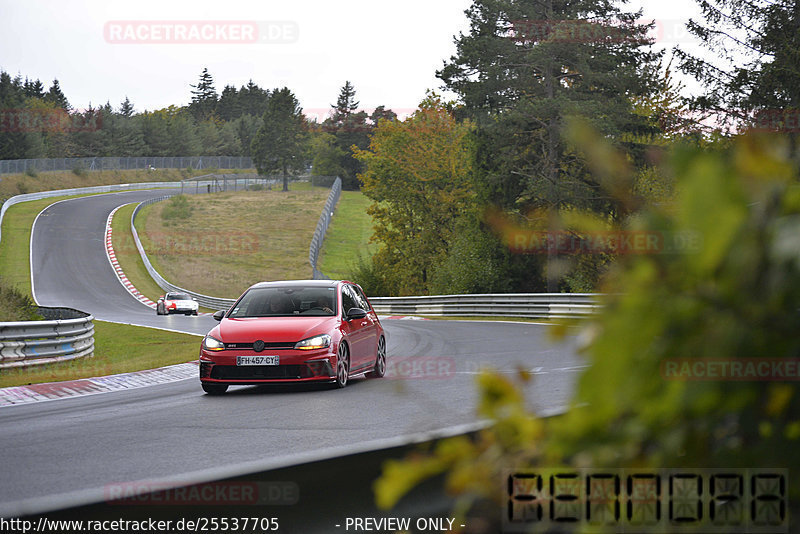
[192, 310, 198, 316]
[335, 342, 350, 388]
[202, 383, 228, 395]
[366, 336, 386, 378]
[156, 303, 164, 315]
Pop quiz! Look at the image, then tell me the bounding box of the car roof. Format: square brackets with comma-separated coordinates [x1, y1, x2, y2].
[247, 280, 350, 290]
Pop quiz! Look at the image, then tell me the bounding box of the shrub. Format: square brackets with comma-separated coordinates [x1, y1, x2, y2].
[160, 195, 192, 222]
[0, 279, 42, 321]
[373, 129, 800, 520]
[24, 167, 38, 178]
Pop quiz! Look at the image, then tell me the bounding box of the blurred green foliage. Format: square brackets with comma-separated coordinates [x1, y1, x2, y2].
[374, 127, 800, 526]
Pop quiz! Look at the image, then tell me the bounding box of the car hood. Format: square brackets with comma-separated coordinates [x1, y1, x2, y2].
[211, 317, 337, 343]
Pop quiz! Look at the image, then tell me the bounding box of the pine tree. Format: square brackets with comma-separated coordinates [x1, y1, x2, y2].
[189, 68, 217, 121]
[0, 71, 31, 159]
[675, 0, 800, 141]
[251, 87, 307, 191]
[119, 96, 134, 117]
[44, 79, 71, 110]
[331, 81, 359, 124]
[438, 0, 661, 290]
[239, 80, 269, 117]
[217, 85, 241, 121]
[23, 78, 45, 99]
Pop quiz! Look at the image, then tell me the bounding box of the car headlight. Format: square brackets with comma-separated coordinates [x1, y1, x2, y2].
[295, 334, 331, 350]
[203, 335, 225, 351]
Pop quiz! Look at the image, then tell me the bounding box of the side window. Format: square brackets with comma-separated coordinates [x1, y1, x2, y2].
[341, 285, 358, 315]
[353, 285, 371, 311]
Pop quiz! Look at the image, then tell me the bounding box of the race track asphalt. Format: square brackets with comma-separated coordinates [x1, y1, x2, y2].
[0, 191, 586, 516]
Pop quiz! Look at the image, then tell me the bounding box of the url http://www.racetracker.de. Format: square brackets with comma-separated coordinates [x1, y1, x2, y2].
[0, 517, 280, 533]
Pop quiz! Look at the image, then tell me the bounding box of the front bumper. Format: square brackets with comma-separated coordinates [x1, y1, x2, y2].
[199, 348, 336, 385]
[167, 305, 198, 313]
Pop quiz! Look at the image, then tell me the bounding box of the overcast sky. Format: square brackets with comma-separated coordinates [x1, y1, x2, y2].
[1, 0, 705, 116]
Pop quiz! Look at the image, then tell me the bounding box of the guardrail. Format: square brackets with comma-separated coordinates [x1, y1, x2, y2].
[309, 177, 342, 279]
[130, 177, 344, 307]
[368, 293, 601, 319]
[0, 307, 94, 369]
[0, 181, 193, 247]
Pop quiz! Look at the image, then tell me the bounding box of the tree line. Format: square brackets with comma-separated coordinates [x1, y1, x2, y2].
[351, 0, 800, 297]
[0, 68, 393, 191]
[371, 0, 800, 517]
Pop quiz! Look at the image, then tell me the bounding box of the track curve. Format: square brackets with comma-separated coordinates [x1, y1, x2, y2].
[30, 189, 217, 335]
[1, 190, 584, 513]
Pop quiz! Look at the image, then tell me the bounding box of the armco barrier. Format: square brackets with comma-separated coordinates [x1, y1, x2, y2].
[130, 197, 235, 311]
[129, 177, 344, 308]
[0, 307, 94, 369]
[0, 181, 192, 247]
[368, 293, 601, 319]
[309, 177, 342, 279]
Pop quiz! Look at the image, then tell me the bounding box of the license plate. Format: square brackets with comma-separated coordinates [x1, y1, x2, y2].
[237, 355, 279, 366]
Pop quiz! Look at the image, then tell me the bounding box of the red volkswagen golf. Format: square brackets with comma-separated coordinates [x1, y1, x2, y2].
[199, 280, 386, 394]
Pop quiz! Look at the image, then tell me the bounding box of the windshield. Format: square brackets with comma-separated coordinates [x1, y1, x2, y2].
[167, 293, 191, 301]
[227, 286, 337, 318]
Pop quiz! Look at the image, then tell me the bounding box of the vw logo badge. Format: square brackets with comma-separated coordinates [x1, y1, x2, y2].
[253, 340, 265, 352]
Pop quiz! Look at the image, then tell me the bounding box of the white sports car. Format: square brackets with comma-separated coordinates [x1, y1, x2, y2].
[156, 292, 199, 316]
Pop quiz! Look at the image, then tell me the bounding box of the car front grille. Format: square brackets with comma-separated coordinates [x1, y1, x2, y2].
[224, 342, 296, 350]
[210, 365, 306, 380]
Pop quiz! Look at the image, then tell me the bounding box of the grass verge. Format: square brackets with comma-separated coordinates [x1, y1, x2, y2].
[137, 183, 329, 298]
[111, 203, 166, 303]
[0, 195, 204, 387]
[0, 321, 200, 388]
[317, 190, 376, 280]
[0, 195, 97, 294]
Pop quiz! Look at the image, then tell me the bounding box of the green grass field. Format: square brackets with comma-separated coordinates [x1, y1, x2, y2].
[135, 183, 329, 297]
[0, 195, 202, 388]
[317, 190, 377, 280]
[0, 196, 90, 294]
[0, 321, 200, 387]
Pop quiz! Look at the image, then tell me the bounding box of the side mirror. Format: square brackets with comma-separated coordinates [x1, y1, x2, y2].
[213, 310, 225, 321]
[346, 307, 367, 320]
